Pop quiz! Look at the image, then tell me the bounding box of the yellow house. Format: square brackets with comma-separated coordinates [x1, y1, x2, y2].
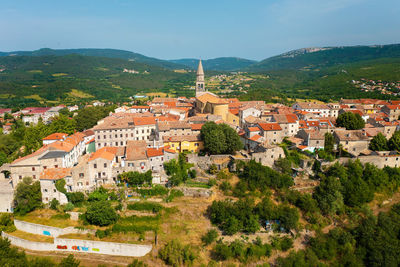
[163, 135, 204, 153]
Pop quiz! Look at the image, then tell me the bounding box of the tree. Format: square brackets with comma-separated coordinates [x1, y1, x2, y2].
[200, 122, 242, 155]
[0, 236, 28, 266]
[66, 192, 85, 205]
[84, 201, 118, 226]
[369, 133, 388, 151]
[14, 177, 42, 215]
[324, 132, 334, 154]
[336, 112, 365, 130]
[313, 175, 344, 215]
[164, 153, 193, 186]
[388, 131, 400, 151]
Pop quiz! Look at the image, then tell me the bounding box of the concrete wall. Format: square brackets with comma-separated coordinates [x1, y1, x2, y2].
[14, 220, 65, 237]
[14, 220, 95, 237]
[2, 232, 54, 251]
[54, 238, 152, 257]
[2, 232, 152, 257]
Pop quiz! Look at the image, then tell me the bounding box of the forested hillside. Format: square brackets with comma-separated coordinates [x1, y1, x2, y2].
[0, 48, 185, 70]
[0, 55, 194, 107]
[248, 44, 400, 71]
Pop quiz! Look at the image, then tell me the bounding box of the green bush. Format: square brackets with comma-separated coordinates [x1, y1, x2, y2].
[201, 229, 218, 245]
[0, 214, 16, 233]
[165, 189, 184, 203]
[49, 198, 59, 210]
[127, 202, 163, 213]
[158, 239, 196, 267]
[85, 201, 118, 226]
[63, 202, 74, 212]
[66, 192, 85, 206]
[136, 185, 169, 197]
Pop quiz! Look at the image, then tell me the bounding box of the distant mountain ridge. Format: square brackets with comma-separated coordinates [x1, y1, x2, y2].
[247, 44, 400, 71]
[169, 57, 257, 71]
[0, 48, 185, 70]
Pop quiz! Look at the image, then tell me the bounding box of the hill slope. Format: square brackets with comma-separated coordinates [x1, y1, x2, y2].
[248, 44, 400, 71]
[0, 54, 194, 107]
[0, 48, 185, 70]
[169, 57, 257, 71]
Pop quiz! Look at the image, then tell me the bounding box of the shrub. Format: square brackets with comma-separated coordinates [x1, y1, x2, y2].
[66, 192, 85, 206]
[0, 214, 16, 233]
[85, 201, 118, 226]
[202, 229, 218, 245]
[63, 202, 75, 212]
[280, 236, 293, 251]
[208, 179, 217, 187]
[88, 187, 108, 202]
[51, 213, 71, 220]
[127, 202, 163, 213]
[55, 179, 67, 194]
[165, 189, 184, 203]
[158, 240, 196, 267]
[49, 198, 60, 210]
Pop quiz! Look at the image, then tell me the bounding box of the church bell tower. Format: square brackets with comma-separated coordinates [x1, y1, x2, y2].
[195, 59, 205, 96]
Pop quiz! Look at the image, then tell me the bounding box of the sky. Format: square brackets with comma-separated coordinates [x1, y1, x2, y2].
[0, 0, 399, 60]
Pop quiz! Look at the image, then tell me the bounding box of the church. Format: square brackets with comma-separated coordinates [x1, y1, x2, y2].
[194, 60, 239, 126]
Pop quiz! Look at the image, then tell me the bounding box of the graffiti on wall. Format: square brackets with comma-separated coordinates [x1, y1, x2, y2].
[43, 231, 51, 236]
[57, 244, 98, 252]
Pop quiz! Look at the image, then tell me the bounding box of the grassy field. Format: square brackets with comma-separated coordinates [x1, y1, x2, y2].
[52, 73, 68, 77]
[23, 94, 45, 101]
[9, 229, 54, 243]
[15, 209, 79, 228]
[67, 89, 94, 99]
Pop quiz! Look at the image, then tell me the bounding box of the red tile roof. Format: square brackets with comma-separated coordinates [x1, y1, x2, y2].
[258, 123, 282, 131]
[147, 147, 164, 158]
[42, 133, 68, 141]
[89, 147, 118, 161]
[190, 123, 204, 131]
[133, 117, 156, 126]
[40, 168, 71, 180]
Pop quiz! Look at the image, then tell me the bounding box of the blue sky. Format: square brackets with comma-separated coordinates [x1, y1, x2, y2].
[0, 0, 399, 60]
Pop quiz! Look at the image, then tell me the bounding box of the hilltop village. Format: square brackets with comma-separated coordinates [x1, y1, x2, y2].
[2, 60, 400, 266]
[2, 60, 400, 211]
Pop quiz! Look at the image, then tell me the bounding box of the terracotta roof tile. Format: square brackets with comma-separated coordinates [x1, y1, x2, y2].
[258, 123, 282, 131]
[40, 168, 71, 180]
[42, 133, 68, 140]
[147, 147, 164, 158]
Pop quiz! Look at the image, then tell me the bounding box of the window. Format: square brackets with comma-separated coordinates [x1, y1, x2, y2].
[131, 133, 133, 137]
[126, 134, 128, 137]
[115, 134, 117, 138]
[43, 166, 47, 169]
[103, 135, 106, 139]
[33, 175, 36, 179]
[120, 141, 123, 145]
[53, 189, 56, 192]
[44, 189, 48, 192]
[142, 130, 144, 134]
[98, 135, 101, 139]
[104, 163, 107, 168]
[115, 142, 118, 146]
[102, 172, 106, 176]
[79, 173, 84, 178]
[54, 165, 58, 168]
[32, 167, 35, 171]
[94, 164, 97, 168]
[19, 176, 22, 180]
[120, 134, 122, 137]
[86, 182, 89, 185]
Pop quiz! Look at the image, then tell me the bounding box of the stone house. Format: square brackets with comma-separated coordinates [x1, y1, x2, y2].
[292, 102, 331, 117]
[156, 121, 192, 141]
[87, 147, 121, 186]
[39, 168, 69, 204]
[296, 129, 325, 152]
[272, 114, 299, 136]
[257, 123, 284, 145]
[381, 105, 400, 121]
[250, 145, 285, 167]
[124, 141, 150, 173]
[334, 130, 370, 156]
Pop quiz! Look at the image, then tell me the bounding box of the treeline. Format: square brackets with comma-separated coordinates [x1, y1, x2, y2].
[277, 203, 400, 266]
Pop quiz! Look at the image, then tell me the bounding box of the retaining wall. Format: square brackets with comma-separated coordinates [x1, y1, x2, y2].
[54, 238, 152, 257]
[14, 220, 96, 238]
[14, 219, 65, 237]
[2, 232, 152, 257]
[2, 232, 54, 251]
